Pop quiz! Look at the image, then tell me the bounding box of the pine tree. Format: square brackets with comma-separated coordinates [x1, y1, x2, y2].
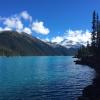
[76, 11, 100, 59]
[96, 14, 100, 48]
[91, 11, 97, 55]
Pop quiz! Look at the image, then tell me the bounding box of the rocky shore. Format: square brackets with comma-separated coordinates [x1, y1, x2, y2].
[75, 57, 100, 100]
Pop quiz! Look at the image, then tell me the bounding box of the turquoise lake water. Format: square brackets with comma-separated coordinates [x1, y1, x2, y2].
[0, 56, 95, 100]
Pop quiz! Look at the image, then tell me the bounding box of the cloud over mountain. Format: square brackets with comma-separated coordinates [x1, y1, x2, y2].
[23, 27, 32, 34]
[51, 36, 63, 43]
[0, 11, 50, 35]
[32, 21, 50, 35]
[50, 29, 91, 47]
[0, 11, 91, 48]
[64, 29, 91, 45]
[3, 17, 23, 31]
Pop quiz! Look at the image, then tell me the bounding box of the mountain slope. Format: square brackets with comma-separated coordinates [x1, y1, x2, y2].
[0, 31, 74, 56]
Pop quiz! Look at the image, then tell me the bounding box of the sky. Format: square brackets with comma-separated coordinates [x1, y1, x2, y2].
[0, 0, 100, 45]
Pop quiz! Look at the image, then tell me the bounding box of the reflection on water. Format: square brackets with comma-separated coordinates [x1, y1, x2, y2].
[0, 56, 95, 100]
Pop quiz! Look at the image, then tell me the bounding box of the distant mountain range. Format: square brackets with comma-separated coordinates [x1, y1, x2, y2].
[0, 31, 78, 56]
[59, 39, 83, 48]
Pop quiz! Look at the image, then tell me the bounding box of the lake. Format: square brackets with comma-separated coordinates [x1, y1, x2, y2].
[0, 56, 95, 100]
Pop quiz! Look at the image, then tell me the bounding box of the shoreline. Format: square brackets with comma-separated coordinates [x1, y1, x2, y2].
[75, 58, 100, 100]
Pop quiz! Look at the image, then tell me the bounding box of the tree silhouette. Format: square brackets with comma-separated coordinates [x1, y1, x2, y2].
[77, 11, 100, 58]
[91, 11, 97, 55]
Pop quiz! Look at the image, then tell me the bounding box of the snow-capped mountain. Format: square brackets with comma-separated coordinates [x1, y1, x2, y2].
[59, 39, 85, 48]
[46, 42, 61, 48]
[45, 41, 78, 55]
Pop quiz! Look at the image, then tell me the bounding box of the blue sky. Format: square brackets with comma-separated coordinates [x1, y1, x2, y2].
[0, 0, 99, 44]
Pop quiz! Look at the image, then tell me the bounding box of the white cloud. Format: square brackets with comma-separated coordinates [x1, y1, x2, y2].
[16, 19, 23, 30]
[23, 27, 32, 35]
[0, 11, 50, 35]
[0, 27, 12, 31]
[45, 38, 50, 42]
[51, 29, 91, 46]
[3, 27, 12, 31]
[51, 36, 63, 43]
[3, 18, 16, 28]
[65, 29, 91, 45]
[0, 27, 3, 31]
[32, 21, 50, 35]
[3, 17, 23, 31]
[42, 38, 50, 42]
[20, 11, 32, 21]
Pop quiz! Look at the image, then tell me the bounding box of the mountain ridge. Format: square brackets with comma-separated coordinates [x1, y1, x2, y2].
[0, 31, 77, 56]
